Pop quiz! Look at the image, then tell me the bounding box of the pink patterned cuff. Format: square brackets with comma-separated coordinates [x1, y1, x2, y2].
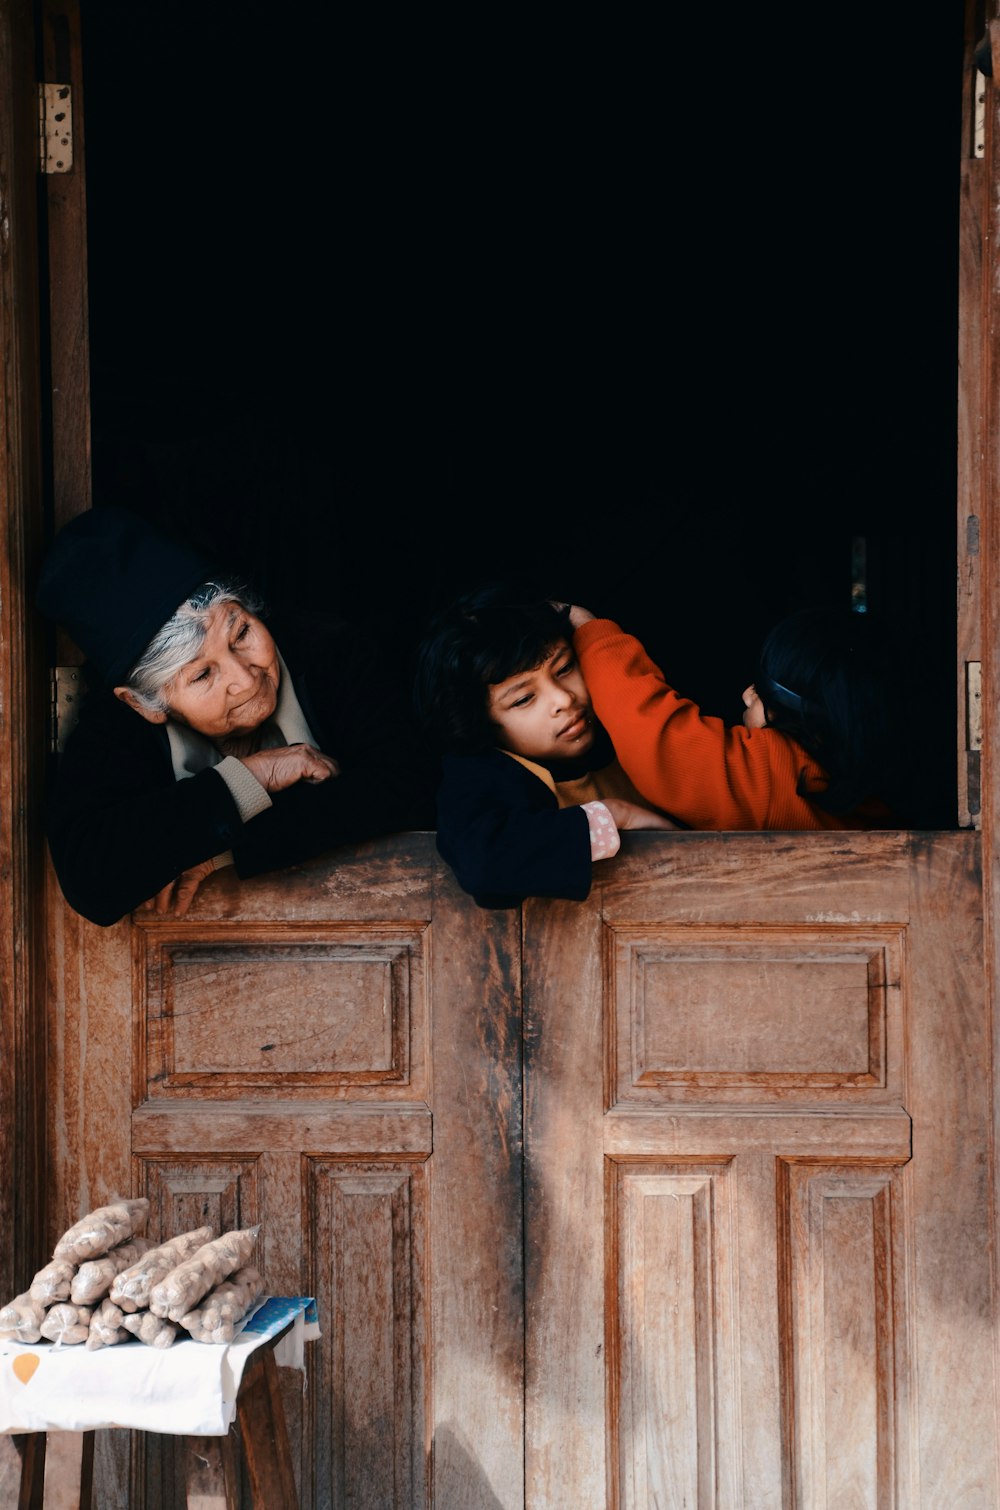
[582, 800, 621, 861]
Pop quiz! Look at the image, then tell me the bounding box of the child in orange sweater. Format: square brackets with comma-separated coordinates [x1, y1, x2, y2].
[570, 604, 892, 830]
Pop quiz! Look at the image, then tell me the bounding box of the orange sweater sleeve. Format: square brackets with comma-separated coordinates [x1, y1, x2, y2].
[574, 619, 847, 831]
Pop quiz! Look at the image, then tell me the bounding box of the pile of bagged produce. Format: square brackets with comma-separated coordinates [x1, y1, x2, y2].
[0, 1198, 263, 1350]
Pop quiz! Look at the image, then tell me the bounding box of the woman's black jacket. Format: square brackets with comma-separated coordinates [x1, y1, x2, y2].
[46, 610, 439, 926]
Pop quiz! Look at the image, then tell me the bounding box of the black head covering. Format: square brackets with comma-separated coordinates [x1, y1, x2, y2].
[36, 507, 215, 687]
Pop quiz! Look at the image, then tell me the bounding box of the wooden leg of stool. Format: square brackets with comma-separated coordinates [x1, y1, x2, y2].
[236, 1349, 297, 1509]
[184, 1433, 239, 1510]
[43, 1429, 95, 1509]
[15, 1433, 45, 1510]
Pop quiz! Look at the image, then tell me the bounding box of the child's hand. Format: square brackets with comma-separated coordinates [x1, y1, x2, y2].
[568, 604, 595, 629]
[602, 798, 679, 832]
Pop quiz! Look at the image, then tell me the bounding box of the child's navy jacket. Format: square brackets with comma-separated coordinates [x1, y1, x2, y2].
[434, 745, 602, 910]
[435, 706, 655, 906]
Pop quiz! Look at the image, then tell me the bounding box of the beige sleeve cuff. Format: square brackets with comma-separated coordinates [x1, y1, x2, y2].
[582, 800, 621, 861]
[215, 755, 273, 822]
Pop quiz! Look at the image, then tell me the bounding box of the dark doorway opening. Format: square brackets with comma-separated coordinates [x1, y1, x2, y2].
[75, 5, 963, 827]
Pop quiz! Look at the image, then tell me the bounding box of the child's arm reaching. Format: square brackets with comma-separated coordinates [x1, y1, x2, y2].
[571, 613, 836, 831]
[601, 797, 678, 832]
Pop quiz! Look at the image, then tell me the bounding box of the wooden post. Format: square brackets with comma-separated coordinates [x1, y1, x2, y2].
[0, 0, 50, 1392]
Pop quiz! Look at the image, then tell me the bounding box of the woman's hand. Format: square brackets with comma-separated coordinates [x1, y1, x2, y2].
[568, 604, 596, 630]
[240, 743, 340, 793]
[152, 858, 217, 916]
[144, 744, 340, 918]
[601, 798, 679, 832]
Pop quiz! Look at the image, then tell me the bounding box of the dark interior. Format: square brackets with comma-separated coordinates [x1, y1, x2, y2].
[67, 5, 965, 827]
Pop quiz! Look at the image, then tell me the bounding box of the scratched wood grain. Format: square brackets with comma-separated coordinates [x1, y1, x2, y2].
[47, 837, 525, 1507]
[526, 830, 998, 1508]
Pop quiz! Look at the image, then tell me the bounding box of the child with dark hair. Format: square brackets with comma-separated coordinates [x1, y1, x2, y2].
[570, 603, 893, 830]
[413, 586, 676, 908]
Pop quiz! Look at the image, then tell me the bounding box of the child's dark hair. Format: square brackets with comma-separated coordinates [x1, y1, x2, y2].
[413, 584, 574, 754]
[754, 607, 891, 816]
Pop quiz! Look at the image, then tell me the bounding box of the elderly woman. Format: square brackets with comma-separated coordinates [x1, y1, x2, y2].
[37, 506, 438, 926]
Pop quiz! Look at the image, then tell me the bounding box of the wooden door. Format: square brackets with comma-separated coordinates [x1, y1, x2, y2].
[44, 827, 999, 1507]
[45, 837, 525, 1507]
[17, 1, 1000, 1505]
[524, 830, 997, 1507]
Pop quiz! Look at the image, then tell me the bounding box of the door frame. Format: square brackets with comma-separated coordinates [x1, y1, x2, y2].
[0, 0, 49, 1299]
[970, 0, 1000, 1435]
[0, 0, 50, 1493]
[0, 0, 997, 1495]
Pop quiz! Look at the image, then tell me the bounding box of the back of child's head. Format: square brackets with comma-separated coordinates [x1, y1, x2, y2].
[414, 584, 573, 754]
[754, 606, 892, 815]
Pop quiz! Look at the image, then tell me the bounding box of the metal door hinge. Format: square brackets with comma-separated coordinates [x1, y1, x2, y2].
[967, 661, 983, 752]
[51, 665, 81, 754]
[38, 83, 73, 174]
[975, 72, 988, 159]
[966, 660, 983, 823]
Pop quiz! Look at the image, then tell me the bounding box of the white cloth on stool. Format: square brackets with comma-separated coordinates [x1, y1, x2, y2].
[0, 1296, 318, 1437]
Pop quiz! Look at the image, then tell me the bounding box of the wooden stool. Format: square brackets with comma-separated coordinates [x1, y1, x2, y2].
[14, 1329, 297, 1509]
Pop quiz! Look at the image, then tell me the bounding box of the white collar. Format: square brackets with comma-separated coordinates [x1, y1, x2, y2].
[165, 649, 317, 781]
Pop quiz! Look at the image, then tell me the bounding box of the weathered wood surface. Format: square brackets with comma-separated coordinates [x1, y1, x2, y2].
[47, 835, 525, 1508]
[958, 32, 984, 828]
[0, 0, 48, 1309]
[0, 0, 50, 1500]
[40, 0, 91, 536]
[525, 830, 997, 1508]
[184, 1434, 239, 1510]
[236, 1348, 298, 1508]
[31, 830, 1000, 1506]
[976, 10, 1000, 1484]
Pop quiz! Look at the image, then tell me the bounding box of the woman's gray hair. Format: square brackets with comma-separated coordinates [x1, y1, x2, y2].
[124, 578, 265, 714]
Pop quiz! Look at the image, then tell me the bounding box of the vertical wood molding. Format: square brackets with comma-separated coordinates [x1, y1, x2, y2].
[523, 897, 608, 1508]
[974, 0, 1000, 1470]
[0, 0, 48, 1296]
[966, 70, 984, 833]
[959, 8, 985, 828]
[309, 1159, 428, 1508]
[777, 1160, 915, 1509]
[40, 0, 91, 528]
[428, 890, 525, 1510]
[606, 1158, 740, 1509]
[0, 2, 48, 1498]
[133, 1154, 264, 1506]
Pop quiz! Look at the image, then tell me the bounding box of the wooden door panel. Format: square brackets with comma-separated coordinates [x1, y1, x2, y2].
[135, 923, 428, 1095]
[309, 1157, 429, 1508]
[135, 924, 425, 1093]
[134, 1156, 266, 1507]
[605, 1156, 742, 1507]
[604, 1150, 915, 1507]
[606, 925, 903, 1102]
[778, 1158, 915, 1508]
[525, 830, 997, 1509]
[47, 834, 525, 1510]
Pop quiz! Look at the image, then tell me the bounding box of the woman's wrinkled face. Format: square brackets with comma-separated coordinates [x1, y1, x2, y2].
[488, 639, 595, 761]
[164, 602, 280, 739]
